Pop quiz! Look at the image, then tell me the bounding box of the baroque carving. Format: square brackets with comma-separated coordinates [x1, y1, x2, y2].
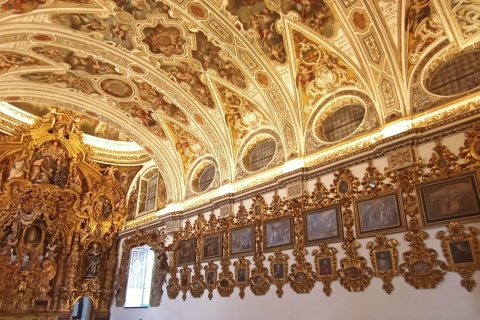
[366, 234, 399, 294]
[0, 108, 126, 314]
[436, 221, 480, 292]
[312, 244, 338, 297]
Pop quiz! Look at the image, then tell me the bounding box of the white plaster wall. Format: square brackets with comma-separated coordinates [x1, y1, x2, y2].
[111, 132, 480, 320]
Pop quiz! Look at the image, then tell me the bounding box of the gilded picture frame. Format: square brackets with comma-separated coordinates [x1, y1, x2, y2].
[447, 239, 476, 265]
[317, 256, 334, 277]
[229, 225, 254, 258]
[177, 238, 196, 266]
[416, 170, 480, 228]
[201, 232, 223, 262]
[303, 204, 343, 246]
[372, 249, 395, 272]
[263, 217, 294, 252]
[272, 262, 285, 280]
[236, 267, 247, 284]
[353, 190, 406, 238]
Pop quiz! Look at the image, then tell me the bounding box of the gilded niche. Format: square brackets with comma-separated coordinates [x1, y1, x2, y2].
[0, 108, 126, 315]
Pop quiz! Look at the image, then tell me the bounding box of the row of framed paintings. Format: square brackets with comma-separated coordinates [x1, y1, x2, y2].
[179, 236, 477, 287]
[177, 170, 480, 266]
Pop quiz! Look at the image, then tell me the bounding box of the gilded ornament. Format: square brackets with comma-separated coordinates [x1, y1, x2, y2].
[337, 231, 373, 292]
[436, 221, 480, 292]
[367, 234, 399, 294]
[268, 250, 289, 298]
[399, 219, 447, 289]
[312, 244, 338, 297]
[233, 257, 251, 299]
[216, 258, 235, 297]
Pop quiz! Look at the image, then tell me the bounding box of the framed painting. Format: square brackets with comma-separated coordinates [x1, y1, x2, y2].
[353, 190, 406, 238]
[236, 267, 247, 283]
[177, 238, 196, 266]
[272, 262, 285, 280]
[373, 249, 395, 272]
[201, 232, 223, 262]
[303, 204, 343, 246]
[416, 170, 480, 227]
[263, 217, 293, 252]
[447, 239, 476, 265]
[317, 257, 334, 277]
[229, 225, 254, 258]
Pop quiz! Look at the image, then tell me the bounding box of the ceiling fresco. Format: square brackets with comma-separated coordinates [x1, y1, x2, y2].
[0, 0, 479, 204]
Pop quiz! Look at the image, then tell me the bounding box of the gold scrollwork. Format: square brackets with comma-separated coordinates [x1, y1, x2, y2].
[337, 231, 373, 292]
[399, 219, 447, 289]
[268, 250, 289, 298]
[460, 121, 480, 167]
[216, 258, 235, 297]
[189, 264, 205, 298]
[179, 266, 192, 301]
[203, 261, 218, 300]
[367, 234, 399, 294]
[423, 140, 462, 180]
[233, 257, 251, 299]
[360, 162, 393, 196]
[250, 222, 270, 296]
[312, 244, 338, 297]
[436, 221, 480, 292]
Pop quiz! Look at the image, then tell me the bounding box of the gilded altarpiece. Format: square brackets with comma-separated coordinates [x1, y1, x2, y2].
[0, 111, 126, 317]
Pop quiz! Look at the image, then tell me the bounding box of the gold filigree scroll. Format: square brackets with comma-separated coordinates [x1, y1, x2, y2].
[360, 162, 394, 196]
[399, 219, 447, 289]
[204, 261, 218, 300]
[337, 231, 373, 292]
[246, 195, 271, 296]
[459, 121, 480, 168]
[166, 229, 181, 299]
[310, 178, 335, 208]
[423, 140, 462, 180]
[189, 264, 205, 298]
[268, 250, 289, 298]
[332, 168, 372, 291]
[289, 195, 315, 294]
[312, 244, 338, 297]
[387, 155, 448, 289]
[436, 221, 480, 291]
[115, 229, 168, 307]
[249, 216, 271, 296]
[250, 194, 269, 217]
[179, 266, 192, 301]
[234, 256, 251, 299]
[217, 258, 235, 297]
[366, 234, 399, 294]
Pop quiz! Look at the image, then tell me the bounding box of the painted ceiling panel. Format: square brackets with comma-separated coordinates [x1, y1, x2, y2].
[0, 0, 478, 204]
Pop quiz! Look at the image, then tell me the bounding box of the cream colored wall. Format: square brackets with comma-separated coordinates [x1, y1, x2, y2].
[111, 132, 480, 320]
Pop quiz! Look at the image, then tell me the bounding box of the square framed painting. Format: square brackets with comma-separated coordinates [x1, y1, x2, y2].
[229, 225, 255, 258]
[353, 190, 406, 238]
[263, 217, 293, 252]
[177, 238, 196, 266]
[317, 257, 334, 277]
[373, 249, 395, 272]
[201, 232, 223, 262]
[447, 239, 476, 265]
[416, 170, 480, 227]
[303, 204, 343, 246]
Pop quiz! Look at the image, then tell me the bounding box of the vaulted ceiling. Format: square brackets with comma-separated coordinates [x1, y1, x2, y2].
[0, 0, 479, 207]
